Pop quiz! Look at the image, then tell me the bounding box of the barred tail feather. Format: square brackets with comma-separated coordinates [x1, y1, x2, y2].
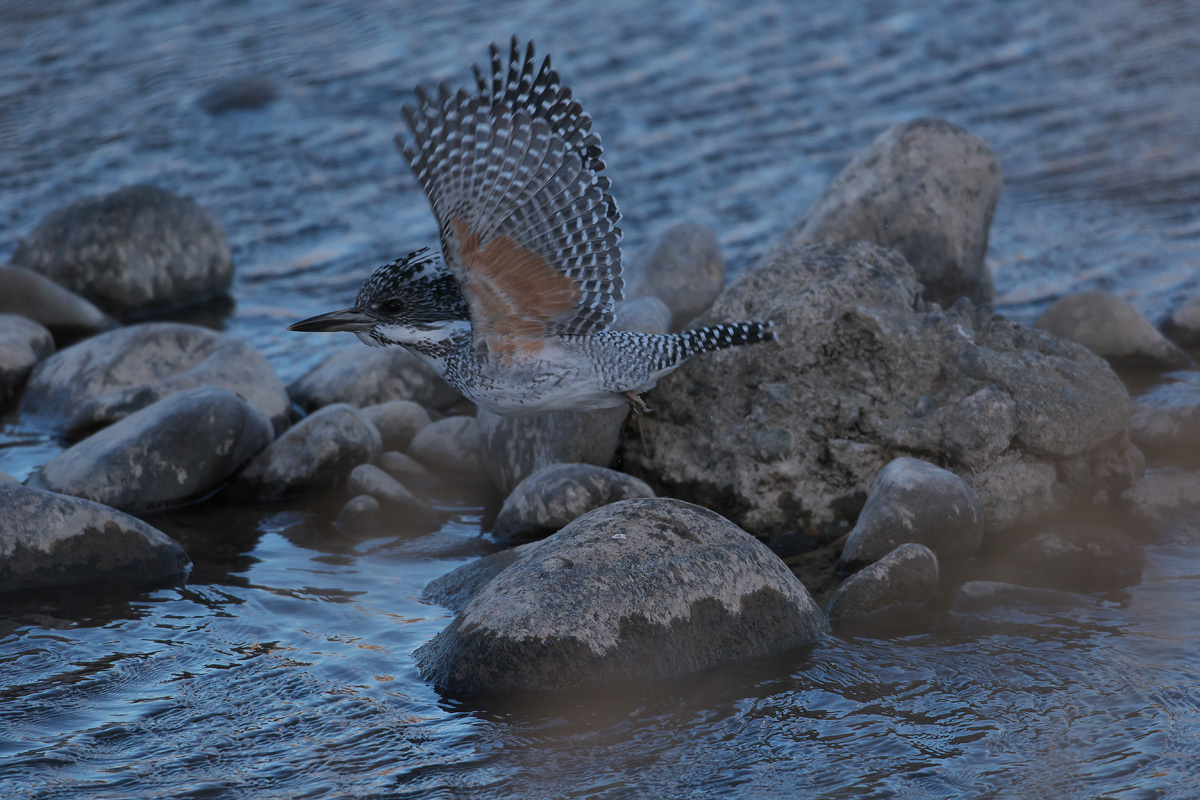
[652, 320, 776, 371]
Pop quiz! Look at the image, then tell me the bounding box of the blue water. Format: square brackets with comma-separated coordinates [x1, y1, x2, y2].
[2, 0, 1200, 797]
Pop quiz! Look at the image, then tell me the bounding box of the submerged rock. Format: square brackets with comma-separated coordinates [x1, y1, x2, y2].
[19, 323, 290, 435]
[9, 185, 233, 319]
[335, 494, 382, 530]
[952, 580, 1092, 613]
[0, 482, 189, 593]
[408, 416, 483, 478]
[1007, 522, 1145, 592]
[361, 400, 431, 451]
[492, 463, 655, 544]
[827, 543, 939, 622]
[1122, 469, 1200, 519]
[288, 345, 459, 413]
[415, 498, 827, 693]
[627, 222, 725, 330]
[840, 458, 983, 567]
[345, 463, 437, 521]
[0, 315, 54, 401]
[0, 266, 114, 340]
[32, 386, 271, 512]
[1035, 291, 1190, 369]
[233, 404, 381, 499]
[618, 243, 1139, 538]
[773, 118, 1001, 307]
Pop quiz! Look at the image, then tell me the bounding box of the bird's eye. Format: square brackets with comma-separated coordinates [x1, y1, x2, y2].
[382, 298, 405, 315]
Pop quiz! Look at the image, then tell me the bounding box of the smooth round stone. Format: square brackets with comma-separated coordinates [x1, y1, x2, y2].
[288, 346, 459, 413]
[32, 386, 271, 512]
[1035, 291, 1190, 369]
[335, 494, 382, 529]
[0, 482, 190, 593]
[377, 451, 437, 486]
[345, 463, 437, 521]
[408, 416, 483, 478]
[492, 463, 655, 544]
[827, 543, 939, 622]
[361, 400, 431, 451]
[0, 314, 54, 401]
[9, 185, 233, 319]
[0, 266, 114, 340]
[1162, 293, 1200, 347]
[627, 222, 724, 331]
[233, 404, 382, 499]
[1008, 522, 1145, 592]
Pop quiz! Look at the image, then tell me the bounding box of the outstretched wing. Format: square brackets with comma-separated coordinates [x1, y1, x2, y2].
[397, 37, 623, 354]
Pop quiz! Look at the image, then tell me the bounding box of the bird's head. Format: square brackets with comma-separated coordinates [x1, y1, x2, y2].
[288, 249, 470, 353]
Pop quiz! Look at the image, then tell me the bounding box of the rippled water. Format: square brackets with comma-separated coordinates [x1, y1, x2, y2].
[2, 0, 1200, 797]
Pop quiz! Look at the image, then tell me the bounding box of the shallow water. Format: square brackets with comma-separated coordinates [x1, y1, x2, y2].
[2, 0, 1200, 797]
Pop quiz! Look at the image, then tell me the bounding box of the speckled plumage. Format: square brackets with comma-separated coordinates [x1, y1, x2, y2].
[292, 38, 777, 416]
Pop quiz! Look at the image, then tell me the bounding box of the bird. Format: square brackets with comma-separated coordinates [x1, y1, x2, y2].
[289, 38, 776, 417]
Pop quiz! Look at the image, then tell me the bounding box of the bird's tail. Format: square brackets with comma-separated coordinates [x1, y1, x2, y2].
[649, 321, 777, 371]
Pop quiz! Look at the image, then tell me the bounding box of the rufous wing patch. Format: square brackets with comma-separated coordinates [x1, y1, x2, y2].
[452, 217, 579, 356]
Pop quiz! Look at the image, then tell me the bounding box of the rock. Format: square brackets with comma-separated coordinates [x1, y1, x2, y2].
[606, 296, 673, 336]
[0, 482, 190, 593]
[774, 118, 1001, 307]
[9, 185, 233, 319]
[288, 346, 459, 413]
[335, 495, 381, 530]
[1161, 293, 1200, 348]
[361, 400, 431, 451]
[233, 404, 382, 499]
[840, 458, 983, 567]
[826, 543, 939, 622]
[408, 416, 483, 478]
[198, 76, 278, 114]
[0, 315, 54, 401]
[1035, 291, 1191, 369]
[628, 222, 724, 330]
[19, 322, 290, 435]
[422, 545, 537, 614]
[415, 499, 828, 692]
[1129, 373, 1200, 468]
[952, 580, 1091, 613]
[1122, 469, 1200, 520]
[492, 464, 656, 544]
[345, 463, 437, 520]
[0, 266, 114, 340]
[32, 386, 270, 512]
[1007, 522, 1145, 592]
[618, 242, 1139, 538]
[0, 472, 15, 483]
[475, 297, 670, 494]
[377, 451, 437, 486]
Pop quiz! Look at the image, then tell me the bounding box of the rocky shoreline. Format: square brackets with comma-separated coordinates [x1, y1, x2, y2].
[3, 118, 1199, 693]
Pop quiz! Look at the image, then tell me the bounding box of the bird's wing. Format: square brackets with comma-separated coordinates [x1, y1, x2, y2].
[398, 37, 622, 355]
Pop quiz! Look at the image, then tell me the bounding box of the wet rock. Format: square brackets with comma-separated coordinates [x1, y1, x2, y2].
[415, 499, 828, 692]
[492, 464, 656, 544]
[827, 543, 939, 622]
[840, 458, 983, 567]
[1162, 294, 1200, 348]
[952, 580, 1091, 613]
[0, 482, 190, 593]
[619, 243, 1138, 538]
[199, 76, 278, 114]
[9, 185, 233, 319]
[0, 266, 114, 340]
[361, 400, 431, 451]
[0, 471, 17, 483]
[1128, 373, 1200, 468]
[628, 222, 724, 330]
[1007, 522, 1145, 592]
[377, 451, 437, 486]
[475, 298, 669, 494]
[774, 118, 1001, 307]
[19, 322, 290, 435]
[335, 495, 381, 530]
[288, 346, 459, 413]
[1035, 291, 1190, 369]
[233, 404, 381, 499]
[0, 315, 54, 401]
[345, 463, 437, 520]
[422, 545, 537, 614]
[32, 387, 270, 512]
[408, 416, 483, 478]
[1122, 469, 1200, 520]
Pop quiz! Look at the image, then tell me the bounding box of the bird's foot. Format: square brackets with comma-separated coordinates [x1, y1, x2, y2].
[623, 391, 651, 415]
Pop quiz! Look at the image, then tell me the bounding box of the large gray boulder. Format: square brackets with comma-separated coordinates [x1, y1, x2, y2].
[232, 404, 381, 499]
[827, 543, 939, 622]
[288, 345, 459, 413]
[627, 222, 725, 331]
[475, 298, 670, 495]
[0, 315, 54, 401]
[840, 458, 983, 567]
[619, 242, 1140, 538]
[0, 266, 114, 340]
[416, 499, 827, 692]
[773, 118, 1001, 307]
[32, 386, 271, 512]
[1035, 291, 1190, 369]
[492, 463, 655, 544]
[19, 323, 290, 435]
[0, 482, 190, 592]
[9, 185, 233, 319]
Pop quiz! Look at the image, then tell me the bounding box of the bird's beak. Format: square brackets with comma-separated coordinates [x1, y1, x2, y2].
[288, 308, 374, 333]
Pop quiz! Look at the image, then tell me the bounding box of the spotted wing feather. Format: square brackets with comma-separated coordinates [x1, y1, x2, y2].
[398, 37, 622, 347]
